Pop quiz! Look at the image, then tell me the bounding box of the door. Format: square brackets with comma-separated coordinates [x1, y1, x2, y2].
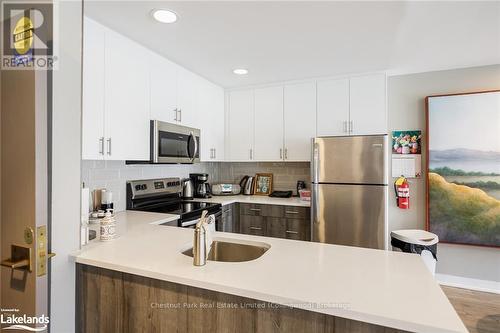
[1, 64, 52, 328]
[349, 74, 386, 135]
[177, 67, 198, 128]
[149, 50, 178, 124]
[311, 184, 387, 249]
[82, 17, 105, 160]
[198, 79, 225, 161]
[228, 90, 254, 161]
[316, 78, 349, 136]
[312, 135, 388, 184]
[254, 86, 283, 161]
[104, 29, 150, 160]
[284, 82, 316, 161]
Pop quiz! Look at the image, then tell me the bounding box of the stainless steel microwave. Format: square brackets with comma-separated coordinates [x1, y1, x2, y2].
[151, 120, 200, 163]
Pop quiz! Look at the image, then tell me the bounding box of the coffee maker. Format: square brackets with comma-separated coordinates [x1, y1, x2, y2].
[189, 173, 212, 198]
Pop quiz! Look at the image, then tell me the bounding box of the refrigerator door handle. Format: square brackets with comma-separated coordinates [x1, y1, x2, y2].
[311, 139, 320, 183]
[311, 184, 321, 242]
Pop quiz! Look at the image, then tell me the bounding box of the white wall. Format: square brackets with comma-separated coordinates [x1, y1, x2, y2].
[388, 64, 500, 286]
[51, 0, 82, 332]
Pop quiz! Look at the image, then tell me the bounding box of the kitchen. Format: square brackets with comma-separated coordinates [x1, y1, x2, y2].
[1, 1, 499, 333]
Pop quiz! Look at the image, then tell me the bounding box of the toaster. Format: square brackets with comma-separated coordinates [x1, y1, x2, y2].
[211, 184, 241, 196]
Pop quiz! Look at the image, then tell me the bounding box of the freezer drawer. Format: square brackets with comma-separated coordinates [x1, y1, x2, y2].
[312, 135, 388, 184]
[311, 183, 387, 249]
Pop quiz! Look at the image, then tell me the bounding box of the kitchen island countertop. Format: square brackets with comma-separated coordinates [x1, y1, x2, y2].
[74, 210, 466, 333]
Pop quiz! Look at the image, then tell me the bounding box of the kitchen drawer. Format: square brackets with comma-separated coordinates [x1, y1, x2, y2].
[285, 218, 310, 241]
[240, 215, 266, 236]
[240, 203, 283, 217]
[283, 206, 310, 219]
[266, 218, 286, 238]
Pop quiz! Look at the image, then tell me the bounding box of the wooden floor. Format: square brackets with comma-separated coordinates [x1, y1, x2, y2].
[442, 286, 500, 333]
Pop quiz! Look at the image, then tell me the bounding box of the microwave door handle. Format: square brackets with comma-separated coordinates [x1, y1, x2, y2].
[188, 132, 198, 162]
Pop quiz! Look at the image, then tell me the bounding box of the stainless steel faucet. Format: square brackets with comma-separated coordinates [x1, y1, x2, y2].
[193, 211, 208, 266]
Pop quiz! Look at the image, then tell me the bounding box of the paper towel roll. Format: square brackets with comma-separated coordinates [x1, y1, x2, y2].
[81, 187, 90, 222]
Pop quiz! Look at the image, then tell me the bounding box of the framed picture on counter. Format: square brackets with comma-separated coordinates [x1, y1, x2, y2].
[254, 173, 273, 196]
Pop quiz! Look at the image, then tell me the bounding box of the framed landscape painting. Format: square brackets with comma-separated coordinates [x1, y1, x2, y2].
[426, 90, 500, 248]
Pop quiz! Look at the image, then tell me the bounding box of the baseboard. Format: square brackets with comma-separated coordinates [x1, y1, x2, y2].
[436, 273, 500, 294]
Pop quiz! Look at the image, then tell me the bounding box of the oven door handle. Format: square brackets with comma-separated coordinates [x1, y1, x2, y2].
[181, 219, 199, 227]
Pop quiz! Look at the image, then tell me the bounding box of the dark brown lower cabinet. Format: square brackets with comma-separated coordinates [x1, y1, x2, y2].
[77, 264, 409, 333]
[239, 203, 311, 241]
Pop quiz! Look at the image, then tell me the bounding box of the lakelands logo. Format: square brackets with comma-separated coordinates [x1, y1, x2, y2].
[0, 309, 48, 332]
[1, 1, 55, 70]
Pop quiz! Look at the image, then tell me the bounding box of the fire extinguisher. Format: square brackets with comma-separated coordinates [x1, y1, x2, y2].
[394, 176, 410, 209]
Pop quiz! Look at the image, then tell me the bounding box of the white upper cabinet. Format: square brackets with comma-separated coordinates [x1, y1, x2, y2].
[177, 67, 199, 128]
[228, 90, 254, 161]
[149, 51, 178, 124]
[316, 74, 386, 137]
[104, 29, 150, 161]
[83, 16, 225, 161]
[349, 74, 387, 135]
[254, 86, 284, 161]
[284, 82, 317, 161]
[316, 78, 350, 136]
[82, 17, 105, 160]
[198, 79, 225, 161]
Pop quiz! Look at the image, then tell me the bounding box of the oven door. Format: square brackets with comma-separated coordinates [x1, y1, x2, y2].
[151, 120, 200, 163]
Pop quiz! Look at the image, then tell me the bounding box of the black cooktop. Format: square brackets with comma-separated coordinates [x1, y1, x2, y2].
[141, 200, 221, 223]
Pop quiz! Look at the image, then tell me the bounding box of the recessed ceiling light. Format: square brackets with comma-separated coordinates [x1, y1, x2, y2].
[151, 9, 178, 24]
[233, 68, 249, 75]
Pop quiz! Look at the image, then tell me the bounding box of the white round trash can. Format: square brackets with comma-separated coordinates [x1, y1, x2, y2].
[391, 229, 439, 275]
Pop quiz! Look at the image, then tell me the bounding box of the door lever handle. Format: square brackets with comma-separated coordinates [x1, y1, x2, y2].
[48, 253, 56, 259]
[1, 245, 32, 272]
[1, 258, 30, 269]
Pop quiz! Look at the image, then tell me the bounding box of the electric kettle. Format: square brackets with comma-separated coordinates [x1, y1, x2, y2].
[240, 175, 254, 195]
[182, 178, 194, 200]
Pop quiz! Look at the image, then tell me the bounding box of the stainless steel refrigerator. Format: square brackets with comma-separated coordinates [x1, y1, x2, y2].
[311, 135, 388, 250]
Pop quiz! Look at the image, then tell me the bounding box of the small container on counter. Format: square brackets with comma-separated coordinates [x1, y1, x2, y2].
[100, 190, 114, 213]
[100, 210, 117, 241]
[298, 189, 311, 201]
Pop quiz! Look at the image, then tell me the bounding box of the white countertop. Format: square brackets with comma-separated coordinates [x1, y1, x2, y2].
[192, 194, 310, 207]
[74, 211, 466, 333]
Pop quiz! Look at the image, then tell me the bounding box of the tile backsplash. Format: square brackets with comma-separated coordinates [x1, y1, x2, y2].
[81, 161, 310, 212]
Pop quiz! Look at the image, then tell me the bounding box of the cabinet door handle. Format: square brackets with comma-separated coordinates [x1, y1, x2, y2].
[214, 148, 216, 159]
[210, 148, 213, 159]
[284, 148, 288, 160]
[249, 148, 253, 160]
[106, 138, 112, 156]
[99, 137, 104, 155]
[173, 108, 178, 121]
[249, 208, 261, 212]
[349, 120, 353, 133]
[249, 226, 262, 230]
[280, 148, 283, 159]
[178, 109, 182, 122]
[285, 210, 299, 214]
[286, 230, 299, 234]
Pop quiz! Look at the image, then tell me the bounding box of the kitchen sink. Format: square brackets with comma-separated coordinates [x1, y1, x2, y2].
[182, 238, 270, 262]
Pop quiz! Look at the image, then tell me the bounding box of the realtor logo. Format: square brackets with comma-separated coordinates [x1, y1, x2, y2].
[1, 1, 55, 70]
[0, 309, 49, 332]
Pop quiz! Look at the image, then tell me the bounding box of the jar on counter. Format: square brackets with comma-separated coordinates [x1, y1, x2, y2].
[100, 210, 116, 241]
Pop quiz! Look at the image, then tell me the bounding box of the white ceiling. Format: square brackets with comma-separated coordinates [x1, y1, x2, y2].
[85, 1, 500, 88]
